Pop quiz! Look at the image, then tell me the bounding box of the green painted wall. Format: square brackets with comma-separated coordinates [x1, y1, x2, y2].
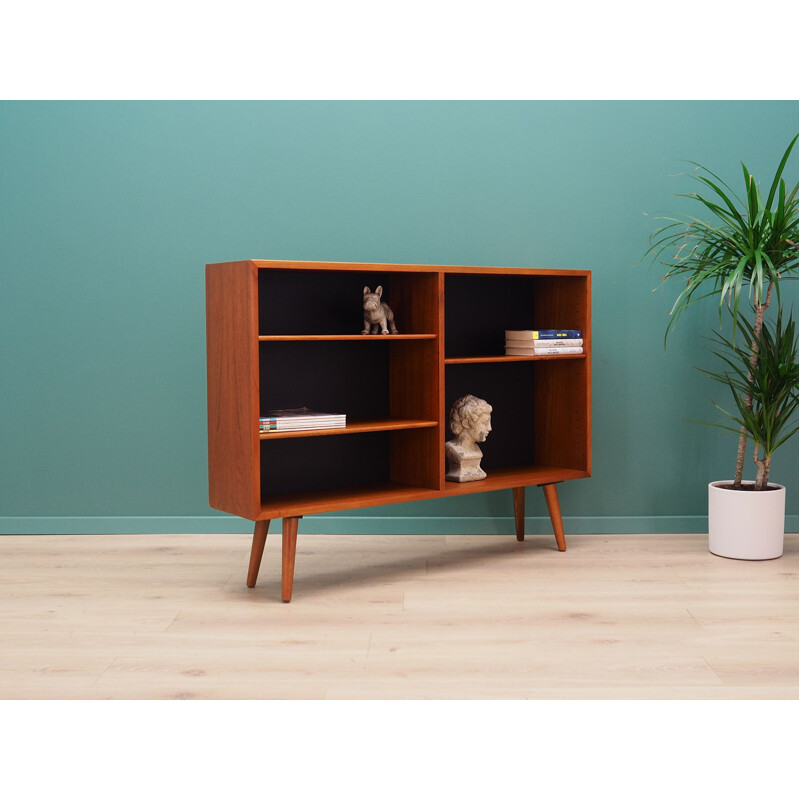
[1, 101, 797, 534]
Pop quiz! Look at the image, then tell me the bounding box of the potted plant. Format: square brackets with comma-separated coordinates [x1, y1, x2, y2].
[646, 134, 799, 559]
[702, 310, 798, 557]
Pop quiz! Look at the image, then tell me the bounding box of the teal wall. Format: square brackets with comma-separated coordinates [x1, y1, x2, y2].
[1, 101, 797, 534]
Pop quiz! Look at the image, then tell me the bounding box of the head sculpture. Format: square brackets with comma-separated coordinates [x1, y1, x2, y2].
[449, 394, 492, 443]
[445, 394, 492, 482]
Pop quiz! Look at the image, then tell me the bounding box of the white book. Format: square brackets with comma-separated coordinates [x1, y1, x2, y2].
[261, 407, 345, 422]
[506, 346, 583, 356]
[260, 419, 346, 428]
[505, 338, 583, 347]
[261, 422, 346, 433]
[260, 407, 347, 431]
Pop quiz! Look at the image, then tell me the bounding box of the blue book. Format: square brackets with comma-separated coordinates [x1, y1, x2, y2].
[505, 329, 582, 341]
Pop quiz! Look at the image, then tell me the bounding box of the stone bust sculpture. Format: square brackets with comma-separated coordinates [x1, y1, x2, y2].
[445, 394, 492, 482]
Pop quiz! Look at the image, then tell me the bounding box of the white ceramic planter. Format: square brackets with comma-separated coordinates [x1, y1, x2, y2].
[708, 481, 786, 560]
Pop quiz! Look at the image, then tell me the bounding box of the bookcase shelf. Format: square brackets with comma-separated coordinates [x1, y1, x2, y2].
[257, 481, 439, 520]
[258, 334, 437, 341]
[445, 354, 587, 364]
[439, 466, 590, 498]
[206, 259, 591, 601]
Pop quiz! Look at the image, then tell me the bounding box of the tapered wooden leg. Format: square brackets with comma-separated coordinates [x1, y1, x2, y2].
[246, 519, 270, 587]
[512, 487, 525, 541]
[281, 516, 300, 603]
[542, 483, 567, 551]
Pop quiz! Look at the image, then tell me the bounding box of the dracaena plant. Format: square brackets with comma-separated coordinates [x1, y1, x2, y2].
[700, 310, 799, 490]
[647, 134, 799, 489]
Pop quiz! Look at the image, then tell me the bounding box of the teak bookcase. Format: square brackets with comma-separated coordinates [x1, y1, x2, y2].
[206, 260, 591, 601]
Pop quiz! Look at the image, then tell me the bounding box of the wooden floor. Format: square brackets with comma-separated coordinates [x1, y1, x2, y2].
[0, 532, 796, 699]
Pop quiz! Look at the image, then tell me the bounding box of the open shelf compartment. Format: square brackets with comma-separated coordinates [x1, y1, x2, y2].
[444, 271, 589, 360]
[259, 427, 440, 511]
[444, 357, 590, 477]
[258, 337, 439, 433]
[257, 268, 438, 337]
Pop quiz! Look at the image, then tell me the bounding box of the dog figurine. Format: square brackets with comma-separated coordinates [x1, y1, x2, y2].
[361, 286, 398, 335]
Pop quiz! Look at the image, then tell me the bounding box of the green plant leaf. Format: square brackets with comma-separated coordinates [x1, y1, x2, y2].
[645, 136, 799, 342]
[763, 134, 799, 212]
[698, 308, 799, 460]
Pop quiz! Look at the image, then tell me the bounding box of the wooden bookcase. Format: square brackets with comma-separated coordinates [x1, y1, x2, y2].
[206, 260, 591, 601]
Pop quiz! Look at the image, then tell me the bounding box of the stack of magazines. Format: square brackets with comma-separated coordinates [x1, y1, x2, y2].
[259, 407, 346, 433]
[505, 329, 584, 356]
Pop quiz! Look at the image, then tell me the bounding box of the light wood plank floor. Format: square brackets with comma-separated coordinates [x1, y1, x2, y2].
[0, 532, 796, 699]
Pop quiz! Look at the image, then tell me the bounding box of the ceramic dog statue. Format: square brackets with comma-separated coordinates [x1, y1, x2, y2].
[361, 286, 398, 335]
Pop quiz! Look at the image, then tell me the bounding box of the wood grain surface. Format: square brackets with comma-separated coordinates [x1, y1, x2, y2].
[1, 533, 795, 700]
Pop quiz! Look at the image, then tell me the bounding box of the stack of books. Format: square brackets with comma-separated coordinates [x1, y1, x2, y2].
[259, 407, 347, 433]
[505, 329, 584, 356]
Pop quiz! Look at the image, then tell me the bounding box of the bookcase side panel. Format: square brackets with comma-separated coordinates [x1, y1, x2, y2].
[206, 261, 261, 518]
[387, 272, 442, 489]
[436, 271, 446, 487]
[584, 272, 592, 475]
[389, 329, 440, 490]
